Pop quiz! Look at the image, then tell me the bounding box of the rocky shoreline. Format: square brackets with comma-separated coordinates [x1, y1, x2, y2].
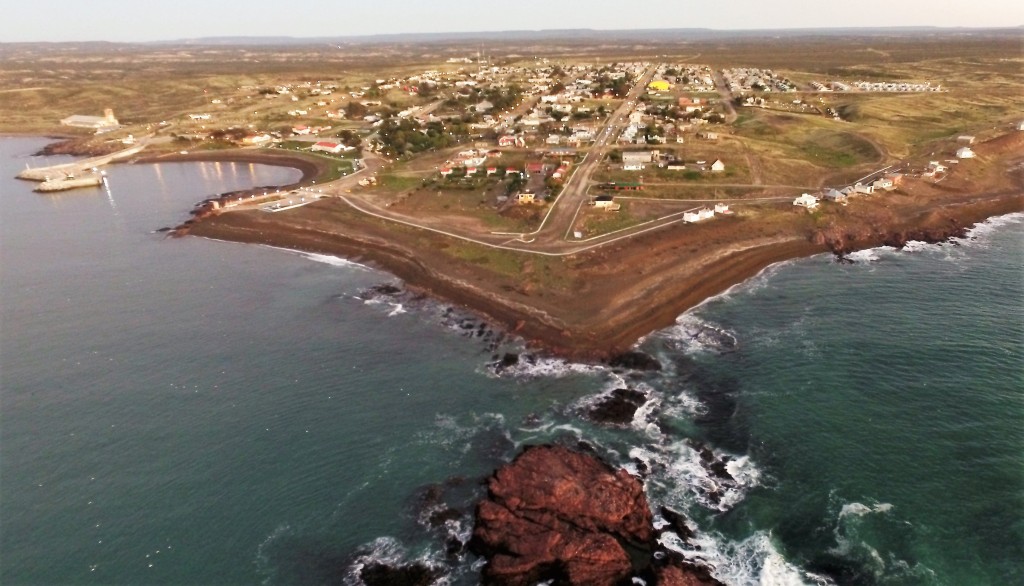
[186, 192, 1022, 362]
[103, 133, 1023, 361]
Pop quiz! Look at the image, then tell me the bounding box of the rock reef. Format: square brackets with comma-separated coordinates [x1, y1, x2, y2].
[470, 444, 722, 585]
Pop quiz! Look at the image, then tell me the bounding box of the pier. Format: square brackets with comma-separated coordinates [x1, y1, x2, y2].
[35, 173, 105, 192]
[17, 143, 146, 182]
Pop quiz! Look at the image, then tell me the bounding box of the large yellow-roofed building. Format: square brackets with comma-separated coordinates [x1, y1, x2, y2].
[648, 80, 672, 91]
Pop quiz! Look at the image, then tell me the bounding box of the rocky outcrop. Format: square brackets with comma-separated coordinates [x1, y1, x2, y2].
[811, 216, 970, 257]
[34, 138, 121, 157]
[608, 351, 663, 371]
[470, 445, 723, 585]
[359, 562, 441, 586]
[587, 388, 648, 425]
[470, 445, 651, 585]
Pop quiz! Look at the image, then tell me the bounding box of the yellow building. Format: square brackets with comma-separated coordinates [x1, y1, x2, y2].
[648, 80, 672, 92]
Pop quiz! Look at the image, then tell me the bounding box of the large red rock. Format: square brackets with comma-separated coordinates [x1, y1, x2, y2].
[470, 444, 653, 585]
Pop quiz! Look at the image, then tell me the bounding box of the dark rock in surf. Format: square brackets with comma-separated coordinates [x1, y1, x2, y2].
[359, 561, 441, 586]
[659, 507, 697, 544]
[587, 388, 647, 425]
[608, 351, 663, 371]
[370, 283, 403, 296]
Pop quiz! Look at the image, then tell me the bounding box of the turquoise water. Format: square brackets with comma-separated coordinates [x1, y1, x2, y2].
[1, 136, 1021, 585]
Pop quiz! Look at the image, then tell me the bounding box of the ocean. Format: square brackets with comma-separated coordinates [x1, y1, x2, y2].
[1, 136, 1020, 585]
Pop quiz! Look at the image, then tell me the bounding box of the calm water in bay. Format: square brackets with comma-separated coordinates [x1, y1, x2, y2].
[1, 137, 1021, 585]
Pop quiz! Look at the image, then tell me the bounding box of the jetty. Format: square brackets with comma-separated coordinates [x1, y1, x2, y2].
[17, 143, 146, 182]
[34, 172, 105, 192]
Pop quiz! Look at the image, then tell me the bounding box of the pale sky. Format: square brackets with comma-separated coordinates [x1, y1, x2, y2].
[2, 0, 1021, 43]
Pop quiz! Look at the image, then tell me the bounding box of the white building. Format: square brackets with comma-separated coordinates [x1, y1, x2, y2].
[622, 151, 653, 165]
[873, 178, 895, 191]
[311, 141, 345, 154]
[683, 208, 714, 223]
[60, 108, 120, 132]
[793, 194, 819, 209]
[710, 159, 725, 172]
[956, 147, 975, 159]
[853, 182, 874, 195]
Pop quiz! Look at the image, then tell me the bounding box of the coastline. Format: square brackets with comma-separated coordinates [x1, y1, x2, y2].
[172, 134, 1023, 362]
[186, 192, 1022, 361]
[135, 149, 326, 187]
[25, 140, 1024, 362]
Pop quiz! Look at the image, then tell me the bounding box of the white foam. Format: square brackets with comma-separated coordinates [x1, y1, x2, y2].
[658, 314, 738, 355]
[659, 530, 825, 586]
[342, 536, 449, 586]
[839, 501, 894, 518]
[632, 394, 662, 437]
[687, 258, 800, 313]
[639, 440, 761, 512]
[386, 303, 407, 317]
[255, 522, 293, 583]
[488, 355, 605, 379]
[899, 211, 1024, 254]
[845, 246, 898, 263]
[900, 240, 936, 253]
[962, 210, 1024, 241]
[300, 252, 372, 271]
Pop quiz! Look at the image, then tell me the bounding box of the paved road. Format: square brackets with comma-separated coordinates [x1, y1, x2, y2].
[713, 71, 739, 124]
[414, 99, 447, 122]
[522, 64, 659, 244]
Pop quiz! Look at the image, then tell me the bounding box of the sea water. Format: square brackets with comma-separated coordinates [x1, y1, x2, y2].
[1, 137, 1020, 585]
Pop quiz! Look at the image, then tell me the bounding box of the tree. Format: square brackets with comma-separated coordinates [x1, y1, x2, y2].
[345, 101, 368, 118]
[506, 174, 526, 195]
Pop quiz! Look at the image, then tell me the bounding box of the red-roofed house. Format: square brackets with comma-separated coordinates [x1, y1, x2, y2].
[311, 141, 344, 154]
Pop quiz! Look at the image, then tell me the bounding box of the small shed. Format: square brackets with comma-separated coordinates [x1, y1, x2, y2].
[593, 195, 621, 211]
[824, 189, 848, 203]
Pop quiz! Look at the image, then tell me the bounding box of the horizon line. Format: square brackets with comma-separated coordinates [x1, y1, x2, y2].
[3, 24, 1021, 46]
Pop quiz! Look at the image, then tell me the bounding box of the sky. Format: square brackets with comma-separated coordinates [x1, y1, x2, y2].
[2, 0, 1021, 43]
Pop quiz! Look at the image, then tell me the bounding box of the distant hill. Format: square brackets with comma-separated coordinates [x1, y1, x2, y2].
[160, 27, 1023, 46]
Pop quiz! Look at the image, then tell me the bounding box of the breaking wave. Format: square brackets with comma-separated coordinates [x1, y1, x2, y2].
[300, 251, 373, 271]
[657, 313, 738, 355]
[659, 529, 829, 586]
[486, 353, 606, 379]
[838, 501, 894, 519]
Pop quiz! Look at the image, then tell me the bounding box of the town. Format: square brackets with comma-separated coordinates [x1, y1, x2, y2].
[21, 49, 1021, 258]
